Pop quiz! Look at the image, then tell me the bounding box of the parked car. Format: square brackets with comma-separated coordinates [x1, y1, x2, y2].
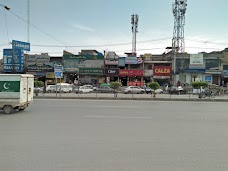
[123, 86, 145, 94]
[97, 86, 114, 93]
[144, 87, 163, 94]
[168, 86, 188, 94]
[83, 84, 97, 91]
[56, 83, 73, 93]
[75, 86, 93, 94]
[46, 85, 57, 93]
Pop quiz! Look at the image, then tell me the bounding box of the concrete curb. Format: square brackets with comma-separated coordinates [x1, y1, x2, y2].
[34, 96, 228, 102]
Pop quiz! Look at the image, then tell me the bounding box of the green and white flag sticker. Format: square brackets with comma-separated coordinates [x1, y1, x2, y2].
[0, 81, 20, 92]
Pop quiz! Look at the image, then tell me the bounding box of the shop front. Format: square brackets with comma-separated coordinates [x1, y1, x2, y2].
[153, 66, 171, 86]
[104, 68, 119, 83]
[79, 68, 104, 86]
[119, 69, 143, 87]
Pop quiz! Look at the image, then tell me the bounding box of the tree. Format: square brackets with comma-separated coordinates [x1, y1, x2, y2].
[110, 82, 121, 97]
[149, 82, 160, 98]
[191, 81, 208, 89]
[34, 80, 44, 88]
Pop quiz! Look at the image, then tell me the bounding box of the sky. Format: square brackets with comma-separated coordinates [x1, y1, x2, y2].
[0, 0, 228, 57]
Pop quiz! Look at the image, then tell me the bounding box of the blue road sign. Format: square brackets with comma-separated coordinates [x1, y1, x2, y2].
[12, 40, 30, 51]
[54, 71, 63, 78]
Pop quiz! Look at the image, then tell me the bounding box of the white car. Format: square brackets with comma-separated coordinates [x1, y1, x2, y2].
[46, 85, 57, 93]
[82, 84, 97, 91]
[76, 86, 93, 93]
[123, 86, 145, 94]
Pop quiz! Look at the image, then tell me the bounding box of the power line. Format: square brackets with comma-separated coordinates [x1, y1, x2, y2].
[30, 37, 172, 48]
[186, 38, 228, 45]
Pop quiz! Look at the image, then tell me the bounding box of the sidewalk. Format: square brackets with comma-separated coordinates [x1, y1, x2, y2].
[34, 92, 228, 102]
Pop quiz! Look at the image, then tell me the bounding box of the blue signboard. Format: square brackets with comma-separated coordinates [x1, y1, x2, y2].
[185, 68, 205, 73]
[205, 76, 212, 82]
[54, 64, 63, 78]
[3, 49, 24, 73]
[54, 71, 63, 78]
[223, 70, 228, 75]
[12, 40, 30, 51]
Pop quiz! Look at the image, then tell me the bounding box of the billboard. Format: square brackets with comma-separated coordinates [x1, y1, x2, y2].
[12, 40, 30, 51]
[27, 54, 50, 62]
[3, 49, 24, 73]
[153, 66, 171, 76]
[26, 62, 54, 72]
[63, 54, 104, 60]
[205, 59, 220, 70]
[118, 57, 125, 67]
[119, 69, 143, 77]
[189, 54, 204, 68]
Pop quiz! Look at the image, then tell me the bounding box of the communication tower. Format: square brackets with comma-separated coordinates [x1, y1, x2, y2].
[131, 14, 139, 56]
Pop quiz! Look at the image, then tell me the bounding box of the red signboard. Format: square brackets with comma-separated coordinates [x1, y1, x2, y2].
[153, 66, 172, 76]
[119, 69, 144, 76]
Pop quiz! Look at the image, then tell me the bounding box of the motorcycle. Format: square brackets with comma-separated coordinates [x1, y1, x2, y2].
[198, 91, 215, 98]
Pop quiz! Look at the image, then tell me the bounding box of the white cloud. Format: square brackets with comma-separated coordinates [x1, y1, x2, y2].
[72, 22, 95, 32]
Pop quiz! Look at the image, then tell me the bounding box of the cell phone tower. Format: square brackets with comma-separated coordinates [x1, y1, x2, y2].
[131, 14, 139, 57]
[172, 0, 187, 53]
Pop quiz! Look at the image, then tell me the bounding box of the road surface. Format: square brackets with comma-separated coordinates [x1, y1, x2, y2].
[0, 99, 228, 171]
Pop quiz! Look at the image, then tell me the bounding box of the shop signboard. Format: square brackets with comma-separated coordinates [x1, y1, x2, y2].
[118, 57, 125, 67]
[104, 68, 119, 76]
[144, 69, 153, 77]
[63, 54, 104, 60]
[27, 54, 50, 62]
[26, 62, 54, 72]
[153, 66, 171, 76]
[189, 54, 204, 69]
[79, 68, 103, 75]
[119, 69, 143, 77]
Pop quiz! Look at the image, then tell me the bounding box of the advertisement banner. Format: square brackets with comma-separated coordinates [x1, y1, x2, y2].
[205, 59, 219, 70]
[153, 66, 171, 76]
[105, 60, 118, 65]
[144, 53, 152, 61]
[63, 54, 104, 60]
[3, 49, 24, 73]
[125, 57, 137, 64]
[12, 40, 30, 51]
[144, 69, 153, 77]
[79, 68, 103, 75]
[26, 62, 54, 72]
[118, 57, 125, 67]
[189, 54, 204, 67]
[104, 68, 119, 76]
[119, 69, 143, 77]
[27, 54, 50, 62]
[85, 60, 104, 68]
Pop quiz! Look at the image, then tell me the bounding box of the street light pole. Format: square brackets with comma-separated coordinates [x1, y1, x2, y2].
[0, 4, 10, 10]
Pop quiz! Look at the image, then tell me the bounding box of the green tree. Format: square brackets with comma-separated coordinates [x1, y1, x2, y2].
[191, 81, 208, 89]
[34, 80, 44, 88]
[110, 82, 121, 97]
[149, 82, 160, 98]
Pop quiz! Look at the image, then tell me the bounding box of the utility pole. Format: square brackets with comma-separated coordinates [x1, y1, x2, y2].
[27, 0, 30, 43]
[172, 0, 187, 85]
[131, 14, 139, 57]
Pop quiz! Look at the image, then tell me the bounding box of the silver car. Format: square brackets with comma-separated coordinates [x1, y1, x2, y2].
[123, 86, 145, 94]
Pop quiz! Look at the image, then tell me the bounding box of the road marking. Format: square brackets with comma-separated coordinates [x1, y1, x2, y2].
[96, 106, 139, 108]
[84, 116, 153, 119]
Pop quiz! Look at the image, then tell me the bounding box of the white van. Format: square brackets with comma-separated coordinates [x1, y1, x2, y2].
[56, 83, 73, 93]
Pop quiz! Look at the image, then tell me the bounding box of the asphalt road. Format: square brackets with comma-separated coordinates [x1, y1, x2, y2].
[1, 99, 228, 171]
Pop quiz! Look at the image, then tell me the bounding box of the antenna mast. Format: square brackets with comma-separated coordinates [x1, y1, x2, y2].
[131, 14, 139, 56]
[172, 0, 187, 53]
